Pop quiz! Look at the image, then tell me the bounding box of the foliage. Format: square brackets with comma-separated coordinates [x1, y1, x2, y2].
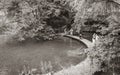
[0, 0, 74, 41]
[19, 61, 53, 75]
[72, 0, 120, 74]
[7, 0, 55, 41]
[72, 0, 120, 33]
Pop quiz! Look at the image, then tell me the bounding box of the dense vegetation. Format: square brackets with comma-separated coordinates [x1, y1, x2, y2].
[72, 0, 120, 75]
[0, 0, 74, 41]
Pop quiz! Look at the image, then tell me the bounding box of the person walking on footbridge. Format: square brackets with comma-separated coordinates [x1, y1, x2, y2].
[69, 28, 73, 35]
[79, 33, 82, 39]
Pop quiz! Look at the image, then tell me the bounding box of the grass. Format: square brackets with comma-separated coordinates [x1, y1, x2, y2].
[16, 57, 99, 75]
[0, 58, 96, 75]
[19, 61, 54, 75]
[54, 57, 100, 75]
[0, 66, 9, 75]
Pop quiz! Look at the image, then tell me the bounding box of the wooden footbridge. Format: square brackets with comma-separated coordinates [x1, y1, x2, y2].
[64, 35, 94, 48]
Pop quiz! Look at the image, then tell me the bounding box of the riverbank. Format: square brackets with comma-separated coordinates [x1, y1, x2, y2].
[54, 57, 100, 75]
[53, 35, 99, 75]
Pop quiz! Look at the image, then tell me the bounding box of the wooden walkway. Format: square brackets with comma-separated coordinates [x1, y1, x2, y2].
[64, 35, 94, 48]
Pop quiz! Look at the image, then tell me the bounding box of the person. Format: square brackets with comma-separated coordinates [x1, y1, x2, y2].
[92, 33, 96, 44]
[69, 28, 73, 35]
[79, 33, 82, 39]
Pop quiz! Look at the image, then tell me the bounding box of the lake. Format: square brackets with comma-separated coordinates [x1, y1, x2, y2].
[0, 37, 86, 75]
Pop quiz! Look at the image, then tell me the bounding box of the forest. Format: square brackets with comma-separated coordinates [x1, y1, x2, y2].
[0, 0, 120, 75]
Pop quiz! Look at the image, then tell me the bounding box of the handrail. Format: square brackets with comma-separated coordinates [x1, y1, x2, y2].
[64, 35, 94, 48]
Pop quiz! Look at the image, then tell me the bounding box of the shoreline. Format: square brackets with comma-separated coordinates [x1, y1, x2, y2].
[53, 35, 99, 75]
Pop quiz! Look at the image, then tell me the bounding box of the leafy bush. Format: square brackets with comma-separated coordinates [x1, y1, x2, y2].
[72, 0, 120, 74]
[0, 0, 74, 41]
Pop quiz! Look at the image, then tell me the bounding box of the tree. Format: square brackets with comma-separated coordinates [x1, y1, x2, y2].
[72, 0, 120, 74]
[72, 0, 120, 33]
[0, 0, 74, 41]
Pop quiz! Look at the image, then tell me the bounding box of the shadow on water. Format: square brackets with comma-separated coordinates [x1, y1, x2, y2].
[0, 37, 86, 75]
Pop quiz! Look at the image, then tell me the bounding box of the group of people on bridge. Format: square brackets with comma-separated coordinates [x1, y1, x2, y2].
[65, 28, 99, 43]
[65, 28, 83, 39]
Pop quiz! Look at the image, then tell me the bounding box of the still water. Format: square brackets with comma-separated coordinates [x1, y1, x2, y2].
[0, 37, 86, 75]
